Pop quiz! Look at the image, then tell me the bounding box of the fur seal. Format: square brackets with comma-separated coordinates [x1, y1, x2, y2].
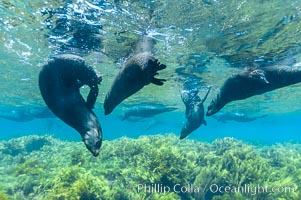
[38, 54, 102, 156]
[103, 36, 166, 115]
[0, 109, 34, 122]
[0, 107, 55, 122]
[207, 66, 301, 116]
[121, 103, 177, 121]
[180, 87, 211, 139]
[212, 112, 267, 123]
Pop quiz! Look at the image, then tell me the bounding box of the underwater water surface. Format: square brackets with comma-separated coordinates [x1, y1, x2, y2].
[1, 0, 301, 199]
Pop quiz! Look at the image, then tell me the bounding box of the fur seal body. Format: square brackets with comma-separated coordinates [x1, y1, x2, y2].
[180, 87, 211, 139]
[207, 66, 301, 116]
[104, 36, 166, 115]
[0, 107, 54, 122]
[212, 112, 267, 123]
[39, 54, 102, 156]
[121, 103, 177, 120]
[0, 109, 34, 122]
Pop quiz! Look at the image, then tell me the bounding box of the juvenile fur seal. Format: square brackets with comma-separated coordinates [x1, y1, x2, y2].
[207, 66, 301, 116]
[0, 107, 55, 122]
[211, 112, 267, 123]
[104, 36, 166, 115]
[0, 109, 34, 122]
[39, 54, 102, 156]
[121, 103, 177, 121]
[180, 87, 211, 139]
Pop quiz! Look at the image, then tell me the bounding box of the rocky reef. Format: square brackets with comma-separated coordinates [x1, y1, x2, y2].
[0, 134, 301, 199]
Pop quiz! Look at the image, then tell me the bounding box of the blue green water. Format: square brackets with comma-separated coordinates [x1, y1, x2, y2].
[1, 0, 301, 199]
[2, 109, 301, 144]
[0, 0, 300, 144]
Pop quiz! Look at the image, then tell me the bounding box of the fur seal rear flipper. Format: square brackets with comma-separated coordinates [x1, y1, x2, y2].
[207, 66, 301, 116]
[104, 36, 166, 115]
[180, 86, 211, 139]
[39, 54, 103, 156]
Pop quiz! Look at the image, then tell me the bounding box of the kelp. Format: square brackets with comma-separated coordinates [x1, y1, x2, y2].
[0, 134, 301, 199]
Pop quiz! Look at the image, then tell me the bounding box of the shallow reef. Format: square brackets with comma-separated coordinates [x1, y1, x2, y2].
[0, 134, 301, 200]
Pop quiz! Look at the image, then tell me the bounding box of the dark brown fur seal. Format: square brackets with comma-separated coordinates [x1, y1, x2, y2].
[180, 87, 211, 139]
[207, 66, 301, 116]
[104, 36, 166, 115]
[38, 54, 102, 156]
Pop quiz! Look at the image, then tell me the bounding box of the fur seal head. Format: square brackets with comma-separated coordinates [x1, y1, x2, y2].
[80, 110, 102, 157]
[83, 119, 102, 156]
[206, 93, 224, 116]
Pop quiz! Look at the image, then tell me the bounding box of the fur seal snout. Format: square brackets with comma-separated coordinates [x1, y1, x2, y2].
[38, 54, 102, 156]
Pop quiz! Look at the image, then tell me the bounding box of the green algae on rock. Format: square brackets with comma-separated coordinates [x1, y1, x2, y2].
[0, 134, 300, 199]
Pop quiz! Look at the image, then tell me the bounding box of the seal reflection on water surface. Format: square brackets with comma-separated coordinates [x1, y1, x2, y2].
[38, 54, 103, 156]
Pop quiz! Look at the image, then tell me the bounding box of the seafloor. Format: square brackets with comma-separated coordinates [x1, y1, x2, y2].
[0, 134, 300, 200]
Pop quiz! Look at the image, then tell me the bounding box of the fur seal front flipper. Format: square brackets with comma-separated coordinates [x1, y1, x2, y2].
[38, 54, 103, 156]
[207, 66, 301, 116]
[104, 36, 166, 115]
[180, 86, 211, 139]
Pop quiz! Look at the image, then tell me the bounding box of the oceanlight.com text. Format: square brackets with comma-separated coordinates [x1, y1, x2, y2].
[209, 184, 296, 195]
[137, 183, 297, 195]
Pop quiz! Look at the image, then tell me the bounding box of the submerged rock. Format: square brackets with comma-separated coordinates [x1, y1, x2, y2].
[1, 135, 52, 156]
